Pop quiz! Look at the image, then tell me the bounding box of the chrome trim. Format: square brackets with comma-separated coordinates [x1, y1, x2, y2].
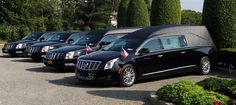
[45, 52, 64, 60]
[77, 60, 101, 70]
[142, 65, 196, 76]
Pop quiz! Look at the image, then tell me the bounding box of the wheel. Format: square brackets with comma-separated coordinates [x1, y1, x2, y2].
[199, 56, 211, 75]
[119, 64, 137, 87]
[32, 57, 42, 62]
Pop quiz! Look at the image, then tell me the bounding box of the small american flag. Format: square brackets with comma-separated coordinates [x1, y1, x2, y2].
[120, 48, 129, 58]
[214, 100, 220, 105]
[86, 45, 93, 53]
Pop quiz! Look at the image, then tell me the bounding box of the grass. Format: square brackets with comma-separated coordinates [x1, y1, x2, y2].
[0, 40, 6, 44]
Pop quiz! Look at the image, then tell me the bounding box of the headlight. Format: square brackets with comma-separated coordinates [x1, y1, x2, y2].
[65, 51, 81, 59]
[41, 46, 54, 52]
[104, 58, 119, 70]
[16, 43, 26, 49]
[65, 51, 75, 59]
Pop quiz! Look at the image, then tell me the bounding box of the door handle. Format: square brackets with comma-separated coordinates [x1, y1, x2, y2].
[180, 51, 186, 54]
[157, 55, 163, 58]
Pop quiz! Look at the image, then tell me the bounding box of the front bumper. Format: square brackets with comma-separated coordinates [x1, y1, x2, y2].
[75, 68, 119, 82]
[2, 48, 25, 54]
[26, 52, 46, 59]
[43, 58, 76, 69]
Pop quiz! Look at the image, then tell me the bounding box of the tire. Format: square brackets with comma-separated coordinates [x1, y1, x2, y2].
[198, 56, 211, 75]
[32, 57, 41, 62]
[9, 53, 17, 57]
[119, 64, 137, 87]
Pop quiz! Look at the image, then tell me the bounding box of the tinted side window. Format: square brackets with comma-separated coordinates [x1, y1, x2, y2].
[142, 39, 161, 52]
[160, 36, 186, 49]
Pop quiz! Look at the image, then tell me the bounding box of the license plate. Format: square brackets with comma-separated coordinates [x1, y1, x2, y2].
[4, 49, 8, 52]
[27, 53, 32, 56]
[41, 55, 45, 58]
[48, 60, 53, 65]
[16, 51, 22, 54]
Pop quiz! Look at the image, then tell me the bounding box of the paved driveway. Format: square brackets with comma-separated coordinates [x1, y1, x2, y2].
[0, 45, 235, 105]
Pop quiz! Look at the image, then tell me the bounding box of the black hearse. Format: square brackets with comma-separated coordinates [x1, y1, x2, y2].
[2, 32, 44, 56]
[75, 25, 217, 86]
[25, 32, 74, 61]
[43, 28, 141, 69]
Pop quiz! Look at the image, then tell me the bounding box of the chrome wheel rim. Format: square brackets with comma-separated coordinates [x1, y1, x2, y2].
[123, 67, 135, 85]
[202, 57, 210, 73]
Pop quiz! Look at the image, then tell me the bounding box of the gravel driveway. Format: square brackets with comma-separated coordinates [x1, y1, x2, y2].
[0, 45, 235, 105]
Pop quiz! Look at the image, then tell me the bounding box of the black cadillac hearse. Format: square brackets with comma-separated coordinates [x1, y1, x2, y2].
[25, 32, 75, 61]
[75, 25, 217, 86]
[2, 32, 44, 56]
[43, 28, 141, 69]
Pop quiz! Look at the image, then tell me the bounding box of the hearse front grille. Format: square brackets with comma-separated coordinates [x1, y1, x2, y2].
[45, 52, 64, 60]
[4, 44, 15, 50]
[27, 47, 41, 53]
[77, 60, 101, 70]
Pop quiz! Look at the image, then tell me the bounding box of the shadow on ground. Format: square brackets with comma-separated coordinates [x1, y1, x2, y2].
[11, 58, 41, 63]
[0, 55, 20, 58]
[209, 68, 236, 79]
[26, 66, 74, 73]
[48, 76, 117, 88]
[87, 90, 153, 105]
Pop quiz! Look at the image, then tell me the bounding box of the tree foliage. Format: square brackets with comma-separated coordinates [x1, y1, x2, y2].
[127, 0, 150, 27]
[203, 0, 236, 48]
[117, 0, 130, 27]
[150, 0, 181, 25]
[181, 10, 202, 25]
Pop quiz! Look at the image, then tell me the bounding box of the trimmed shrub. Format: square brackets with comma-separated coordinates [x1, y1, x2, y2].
[80, 26, 91, 31]
[156, 81, 230, 105]
[151, 0, 181, 25]
[0, 25, 19, 41]
[117, 0, 130, 27]
[202, 0, 236, 48]
[127, 0, 150, 27]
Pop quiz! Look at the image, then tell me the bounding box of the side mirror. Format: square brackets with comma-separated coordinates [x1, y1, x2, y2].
[88, 43, 94, 46]
[39, 37, 45, 42]
[67, 39, 74, 44]
[138, 48, 150, 55]
[32, 38, 37, 41]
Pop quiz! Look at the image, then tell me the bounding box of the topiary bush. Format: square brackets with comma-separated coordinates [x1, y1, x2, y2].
[202, 0, 236, 48]
[156, 80, 230, 105]
[127, 0, 150, 27]
[151, 0, 181, 25]
[117, 0, 130, 27]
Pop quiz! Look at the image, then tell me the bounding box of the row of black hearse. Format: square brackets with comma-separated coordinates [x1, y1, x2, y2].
[2, 25, 217, 86]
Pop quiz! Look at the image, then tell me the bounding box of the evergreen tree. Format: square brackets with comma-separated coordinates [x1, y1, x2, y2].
[127, 0, 150, 27]
[151, 0, 181, 25]
[117, 0, 130, 27]
[203, 0, 236, 48]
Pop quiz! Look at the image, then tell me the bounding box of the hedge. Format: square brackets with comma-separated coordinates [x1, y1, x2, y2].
[217, 48, 236, 68]
[156, 81, 229, 105]
[151, 0, 181, 25]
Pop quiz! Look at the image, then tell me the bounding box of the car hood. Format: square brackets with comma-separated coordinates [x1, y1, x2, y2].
[52, 45, 86, 53]
[51, 43, 70, 49]
[31, 42, 60, 47]
[7, 40, 32, 45]
[79, 51, 121, 61]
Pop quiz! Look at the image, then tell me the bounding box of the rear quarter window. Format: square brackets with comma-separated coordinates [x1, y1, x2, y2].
[160, 36, 187, 49]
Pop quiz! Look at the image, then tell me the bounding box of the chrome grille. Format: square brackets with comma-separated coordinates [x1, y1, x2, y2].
[27, 47, 41, 53]
[4, 44, 15, 50]
[77, 60, 101, 70]
[45, 52, 64, 60]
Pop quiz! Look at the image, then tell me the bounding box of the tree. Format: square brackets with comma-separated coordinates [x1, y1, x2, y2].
[151, 0, 181, 25]
[203, 0, 236, 48]
[127, 0, 150, 27]
[181, 10, 202, 25]
[117, 0, 129, 27]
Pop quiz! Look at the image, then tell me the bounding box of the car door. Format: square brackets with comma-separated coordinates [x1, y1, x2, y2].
[158, 35, 195, 73]
[134, 38, 165, 76]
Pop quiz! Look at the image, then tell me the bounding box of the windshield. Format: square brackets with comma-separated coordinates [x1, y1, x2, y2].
[22, 33, 41, 40]
[38, 33, 54, 41]
[96, 34, 126, 49]
[102, 39, 142, 52]
[73, 35, 103, 46]
[67, 33, 84, 42]
[47, 33, 70, 42]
